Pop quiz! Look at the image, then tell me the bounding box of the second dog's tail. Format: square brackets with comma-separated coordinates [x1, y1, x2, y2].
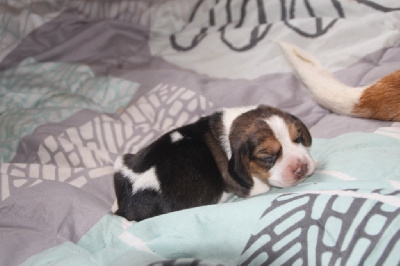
[279, 42, 400, 121]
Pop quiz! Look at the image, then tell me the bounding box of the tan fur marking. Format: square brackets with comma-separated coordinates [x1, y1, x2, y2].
[249, 161, 271, 181]
[288, 123, 300, 142]
[254, 138, 281, 157]
[250, 138, 281, 182]
[353, 69, 400, 121]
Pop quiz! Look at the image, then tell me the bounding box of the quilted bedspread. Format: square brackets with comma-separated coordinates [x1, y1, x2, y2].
[1, 1, 400, 265]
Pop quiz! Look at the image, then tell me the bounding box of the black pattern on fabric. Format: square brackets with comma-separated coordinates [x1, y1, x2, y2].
[170, 0, 400, 51]
[240, 190, 400, 265]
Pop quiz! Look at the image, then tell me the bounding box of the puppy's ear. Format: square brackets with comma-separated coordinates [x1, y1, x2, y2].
[208, 111, 224, 140]
[228, 144, 254, 189]
[290, 115, 312, 147]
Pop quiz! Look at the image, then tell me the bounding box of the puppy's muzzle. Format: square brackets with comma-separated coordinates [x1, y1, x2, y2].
[292, 161, 309, 180]
[280, 158, 315, 187]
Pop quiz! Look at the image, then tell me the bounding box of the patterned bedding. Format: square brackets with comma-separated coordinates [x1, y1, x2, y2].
[1, 1, 400, 265]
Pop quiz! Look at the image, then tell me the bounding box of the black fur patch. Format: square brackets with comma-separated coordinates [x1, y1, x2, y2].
[114, 117, 228, 221]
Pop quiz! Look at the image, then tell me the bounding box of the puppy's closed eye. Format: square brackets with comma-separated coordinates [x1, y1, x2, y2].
[255, 147, 281, 168]
[257, 154, 278, 166]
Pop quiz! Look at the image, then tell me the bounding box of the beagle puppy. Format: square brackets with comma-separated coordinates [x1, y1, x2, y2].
[114, 105, 316, 221]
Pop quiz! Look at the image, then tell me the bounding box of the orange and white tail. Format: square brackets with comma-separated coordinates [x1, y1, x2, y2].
[279, 42, 400, 121]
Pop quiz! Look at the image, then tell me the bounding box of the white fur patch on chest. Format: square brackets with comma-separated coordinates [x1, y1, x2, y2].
[250, 177, 271, 196]
[217, 192, 234, 204]
[114, 156, 161, 194]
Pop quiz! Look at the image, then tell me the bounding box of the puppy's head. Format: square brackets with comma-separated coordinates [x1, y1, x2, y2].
[218, 105, 315, 189]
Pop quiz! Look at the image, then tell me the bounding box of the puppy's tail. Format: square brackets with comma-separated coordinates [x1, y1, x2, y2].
[279, 42, 400, 121]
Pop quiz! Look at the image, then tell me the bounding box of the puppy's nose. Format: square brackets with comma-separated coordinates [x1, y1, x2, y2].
[293, 163, 308, 179]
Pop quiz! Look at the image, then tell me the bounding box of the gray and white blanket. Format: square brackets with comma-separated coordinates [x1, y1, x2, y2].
[1, 1, 400, 265]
